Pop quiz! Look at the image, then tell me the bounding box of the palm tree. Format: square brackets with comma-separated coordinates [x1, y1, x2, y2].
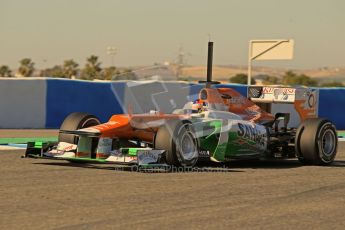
[80, 55, 102, 80]
[44, 65, 65, 78]
[101, 66, 117, 80]
[17, 58, 35, 77]
[0, 65, 12, 77]
[63, 59, 79, 78]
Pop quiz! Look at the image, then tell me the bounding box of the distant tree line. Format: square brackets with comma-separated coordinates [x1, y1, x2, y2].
[229, 71, 344, 87]
[1, 59, 343, 87]
[0, 55, 136, 80]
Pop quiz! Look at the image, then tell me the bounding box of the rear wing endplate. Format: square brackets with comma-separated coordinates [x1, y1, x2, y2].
[248, 86, 319, 120]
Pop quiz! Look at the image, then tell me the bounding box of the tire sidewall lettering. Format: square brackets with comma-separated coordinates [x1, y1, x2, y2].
[317, 122, 337, 163]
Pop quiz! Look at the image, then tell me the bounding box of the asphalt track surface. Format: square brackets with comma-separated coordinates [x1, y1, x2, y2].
[1, 130, 345, 229]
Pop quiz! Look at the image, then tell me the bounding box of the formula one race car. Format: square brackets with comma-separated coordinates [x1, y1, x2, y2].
[25, 43, 338, 167]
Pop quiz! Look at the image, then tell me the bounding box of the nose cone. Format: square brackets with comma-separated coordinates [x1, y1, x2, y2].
[93, 115, 131, 131]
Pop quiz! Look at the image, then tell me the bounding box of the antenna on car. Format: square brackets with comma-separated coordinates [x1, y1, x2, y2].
[198, 41, 220, 88]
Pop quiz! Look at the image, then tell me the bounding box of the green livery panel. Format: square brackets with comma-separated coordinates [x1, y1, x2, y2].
[197, 119, 267, 161]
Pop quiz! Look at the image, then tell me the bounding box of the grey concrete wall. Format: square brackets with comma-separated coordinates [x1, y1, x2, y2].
[0, 79, 46, 128]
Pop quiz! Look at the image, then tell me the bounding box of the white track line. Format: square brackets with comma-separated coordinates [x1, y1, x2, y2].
[0, 145, 24, 150]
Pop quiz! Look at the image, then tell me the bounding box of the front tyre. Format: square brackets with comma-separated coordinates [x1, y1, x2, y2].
[155, 120, 199, 167]
[58, 112, 101, 144]
[296, 118, 337, 165]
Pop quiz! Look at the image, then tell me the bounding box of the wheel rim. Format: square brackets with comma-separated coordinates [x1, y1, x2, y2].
[180, 132, 197, 161]
[81, 118, 100, 128]
[321, 129, 336, 156]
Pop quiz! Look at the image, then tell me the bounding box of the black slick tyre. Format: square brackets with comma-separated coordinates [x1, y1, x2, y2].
[295, 118, 337, 165]
[58, 112, 101, 144]
[155, 120, 199, 167]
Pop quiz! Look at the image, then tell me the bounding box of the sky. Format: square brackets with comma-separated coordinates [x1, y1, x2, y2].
[0, 0, 344, 69]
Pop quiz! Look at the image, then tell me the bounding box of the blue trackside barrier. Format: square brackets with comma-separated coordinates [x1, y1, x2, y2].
[0, 78, 344, 129]
[215, 83, 248, 96]
[188, 84, 204, 100]
[45, 79, 125, 128]
[318, 88, 345, 130]
[45, 81, 249, 128]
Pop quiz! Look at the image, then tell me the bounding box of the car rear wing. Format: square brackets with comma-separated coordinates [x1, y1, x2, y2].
[248, 86, 319, 120]
[248, 86, 317, 103]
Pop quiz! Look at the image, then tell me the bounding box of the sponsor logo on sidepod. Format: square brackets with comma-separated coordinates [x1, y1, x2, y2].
[237, 123, 266, 147]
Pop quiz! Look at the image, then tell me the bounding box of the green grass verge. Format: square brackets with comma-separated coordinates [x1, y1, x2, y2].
[338, 131, 345, 137]
[0, 137, 58, 145]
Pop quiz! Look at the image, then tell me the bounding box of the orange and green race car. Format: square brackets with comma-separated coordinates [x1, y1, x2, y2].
[25, 84, 337, 168]
[25, 42, 337, 168]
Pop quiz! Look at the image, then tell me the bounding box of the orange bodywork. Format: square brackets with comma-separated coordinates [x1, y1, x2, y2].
[294, 99, 317, 121]
[88, 87, 275, 142]
[201, 88, 275, 122]
[92, 114, 190, 142]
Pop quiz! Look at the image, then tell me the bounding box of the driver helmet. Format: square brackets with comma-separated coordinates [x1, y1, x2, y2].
[191, 99, 207, 113]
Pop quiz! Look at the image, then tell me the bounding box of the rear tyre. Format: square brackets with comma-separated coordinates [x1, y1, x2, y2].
[58, 112, 101, 144]
[155, 120, 199, 167]
[295, 118, 337, 165]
